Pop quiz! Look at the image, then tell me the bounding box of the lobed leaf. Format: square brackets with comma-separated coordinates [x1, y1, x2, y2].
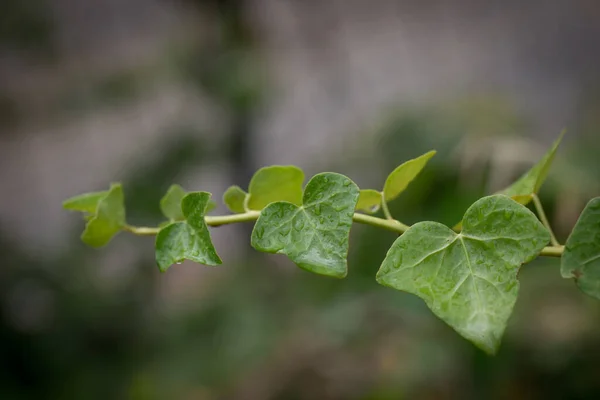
[155, 192, 222, 272]
[561, 197, 600, 299]
[251, 172, 359, 278]
[247, 165, 304, 210]
[356, 189, 382, 213]
[63, 190, 109, 214]
[383, 150, 436, 202]
[453, 194, 531, 232]
[223, 185, 247, 213]
[500, 130, 565, 203]
[81, 183, 126, 247]
[377, 195, 550, 354]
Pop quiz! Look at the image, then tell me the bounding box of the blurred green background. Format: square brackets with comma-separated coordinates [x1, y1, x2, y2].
[2, 0, 600, 399]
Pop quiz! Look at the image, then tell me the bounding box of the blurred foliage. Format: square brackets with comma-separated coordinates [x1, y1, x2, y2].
[0, 0, 54, 54]
[4, 102, 600, 398]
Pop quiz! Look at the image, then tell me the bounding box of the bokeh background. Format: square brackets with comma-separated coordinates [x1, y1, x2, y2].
[2, 1, 600, 399]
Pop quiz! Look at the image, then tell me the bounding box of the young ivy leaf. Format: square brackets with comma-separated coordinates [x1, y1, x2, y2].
[160, 184, 187, 221]
[155, 192, 222, 272]
[561, 198, 600, 299]
[247, 165, 304, 210]
[377, 195, 550, 354]
[161, 185, 216, 221]
[454, 132, 565, 231]
[223, 185, 247, 213]
[205, 200, 217, 214]
[251, 172, 359, 278]
[383, 150, 436, 202]
[500, 130, 565, 204]
[80, 183, 126, 247]
[356, 189, 382, 213]
[63, 190, 109, 214]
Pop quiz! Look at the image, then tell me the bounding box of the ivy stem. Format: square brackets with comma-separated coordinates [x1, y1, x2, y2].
[123, 211, 563, 257]
[122, 211, 261, 235]
[380, 192, 394, 220]
[532, 194, 560, 247]
[539, 245, 564, 257]
[123, 225, 160, 235]
[205, 211, 261, 226]
[352, 212, 410, 233]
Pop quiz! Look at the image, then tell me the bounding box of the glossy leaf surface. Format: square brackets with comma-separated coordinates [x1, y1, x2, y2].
[251, 173, 359, 278]
[562, 198, 600, 299]
[155, 192, 222, 272]
[377, 195, 550, 354]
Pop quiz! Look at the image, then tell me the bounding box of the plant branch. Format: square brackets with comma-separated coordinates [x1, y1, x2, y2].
[380, 193, 394, 220]
[539, 245, 564, 257]
[352, 212, 410, 233]
[123, 225, 160, 235]
[122, 211, 261, 235]
[123, 211, 563, 258]
[532, 194, 560, 247]
[206, 211, 261, 226]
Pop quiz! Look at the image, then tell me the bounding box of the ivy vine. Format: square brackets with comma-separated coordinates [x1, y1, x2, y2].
[63, 131, 600, 355]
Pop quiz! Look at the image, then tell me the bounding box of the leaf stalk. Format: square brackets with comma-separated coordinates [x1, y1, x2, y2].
[124, 212, 562, 258]
[532, 194, 561, 247]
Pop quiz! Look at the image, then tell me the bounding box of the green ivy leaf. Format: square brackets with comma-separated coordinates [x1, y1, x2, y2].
[356, 189, 382, 213]
[63, 190, 109, 214]
[500, 130, 565, 203]
[247, 166, 304, 210]
[155, 192, 222, 272]
[562, 197, 600, 299]
[251, 172, 359, 278]
[383, 150, 436, 202]
[81, 183, 126, 247]
[377, 195, 550, 354]
[453, 195, 531, 231]
[223, 185, 247, 213]
[205, 199, 217, 214]
[454, 133, 565, 230]
[161, 185, 216, 223]
[160, 184, 187, 221]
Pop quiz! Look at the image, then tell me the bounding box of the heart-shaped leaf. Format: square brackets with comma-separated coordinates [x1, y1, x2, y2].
[500, 130, 565, 204]
[562, 197, 600, 299]
[383, 150, 436, 202]
[81, 183, 126, 247]
[247, 166, 304, 210]
[356, 189, 382, 213]
[377, 195, 550, 354]
[63, 190, 109, 214]
[160, 184, 187, 220]
[452, 194, 531, 231]
[251, 172, 359, 278]
[223, 185, 247, 213]
[155, 192, 222, 272]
